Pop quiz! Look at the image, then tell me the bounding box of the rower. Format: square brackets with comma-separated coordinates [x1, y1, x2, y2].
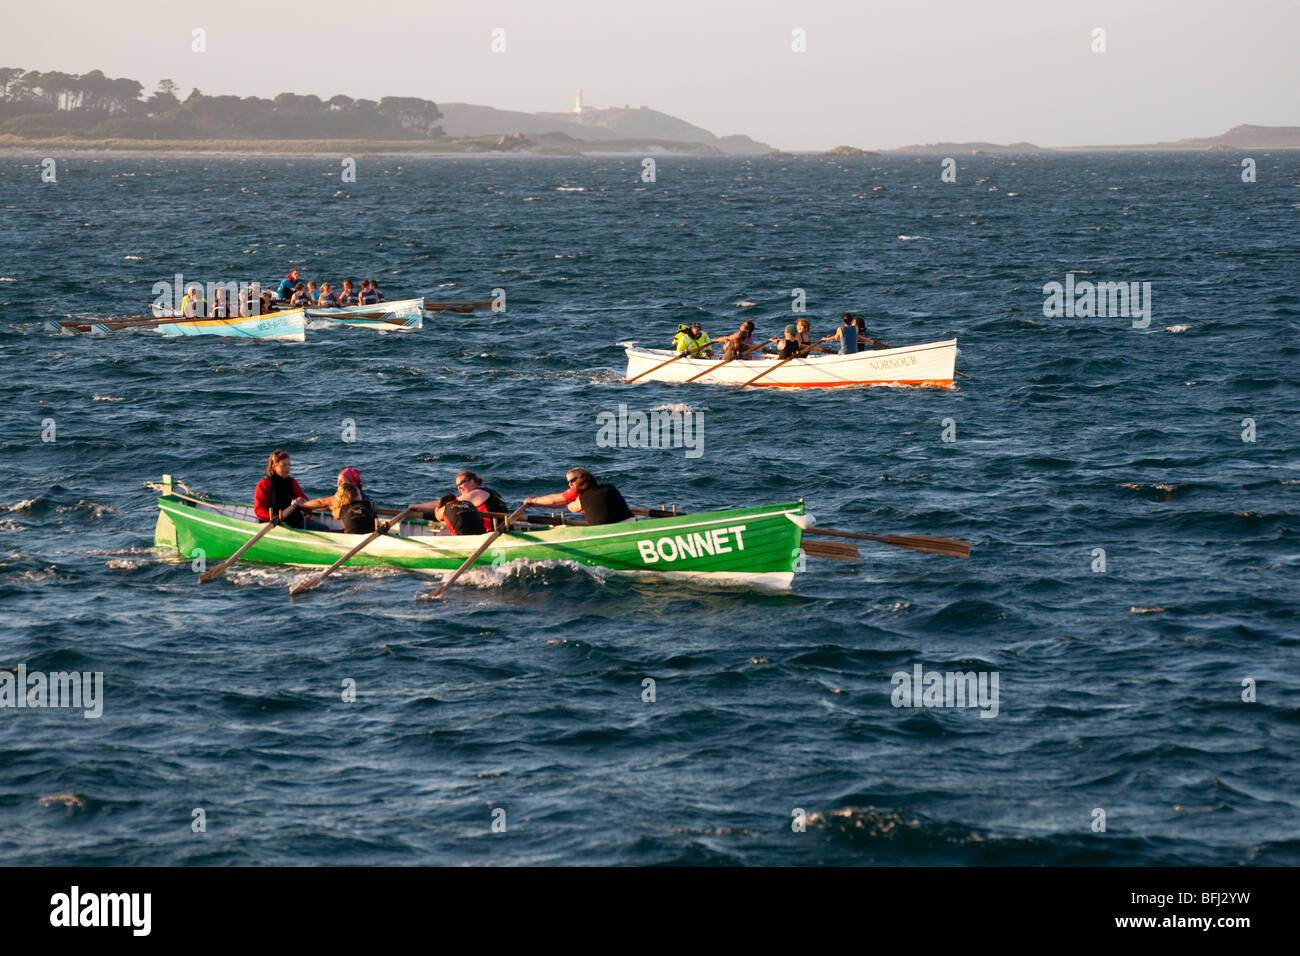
[259, 291, 277, 314]
[289, 283, 312, 307]
[453, 470, 511, 532]
[317, 282, 340, 308]
[819, 313, 860, 354]
[777, 318, 814, 359]
[329, 482, 375, 533]
[673, 320, 712, 358]
[305, 280, 320, 304]
[425, 493, 482, 536]
[337, 279, 358, 306]
[212, 287, 232, 318]
[358, 280, 379, 305]
[276, 268, 300, 301]
[716, 320, 758, 361]
[253, 450, 313, 529]
[371, 280, 385, 303]
[296, 467, 374, 532]
[853, 314, 887, 349]
[525, 468, 633, 525]
[180, 284, 206, 318]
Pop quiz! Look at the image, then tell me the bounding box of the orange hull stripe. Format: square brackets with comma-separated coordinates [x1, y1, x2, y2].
[752, 379, 954, 389]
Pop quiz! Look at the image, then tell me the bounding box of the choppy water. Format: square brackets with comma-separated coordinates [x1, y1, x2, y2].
[1, 152, 1297, 865]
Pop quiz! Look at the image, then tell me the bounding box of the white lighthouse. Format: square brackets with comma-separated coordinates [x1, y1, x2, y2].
[572, 88, 583, 114]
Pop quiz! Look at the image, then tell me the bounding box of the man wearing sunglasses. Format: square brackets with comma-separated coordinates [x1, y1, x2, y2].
[525, 468, 633, 526]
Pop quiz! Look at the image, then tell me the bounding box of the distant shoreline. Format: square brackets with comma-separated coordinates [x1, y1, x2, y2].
[2, 136, 1298, 159]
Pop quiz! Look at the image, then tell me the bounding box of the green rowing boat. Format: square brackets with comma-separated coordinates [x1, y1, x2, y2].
[151, 477, 806, 590]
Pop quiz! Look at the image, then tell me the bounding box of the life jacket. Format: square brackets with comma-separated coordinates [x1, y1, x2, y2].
[441, 499, 481, 536]
[339, 495, 376, 534]
[318, 293, 339, 308]
[181, 292, 206, 317]
[475, 488, 510, 532]
[359, 289, 379, 305]
[338, 290, 356, 305]
[578, 484, 633, 525]
[673, 330, 711, 356]
[267, 475, 304, 528]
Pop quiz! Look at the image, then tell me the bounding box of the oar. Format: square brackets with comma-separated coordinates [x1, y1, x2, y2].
[803, 527, 970, 559]
[199, 503, 300, 582]
[682, 340, 773, 383]
[625, 341, 714, 384]
[423, 300, 494, 311]
[426, 502, 531, 599]
[737, 356, 794, 388]
[289, 509, 413, 596]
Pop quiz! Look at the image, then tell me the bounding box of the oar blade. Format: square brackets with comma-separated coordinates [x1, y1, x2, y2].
[801, 539, 858, 562]
[197, 562, 230, 584]
[876, 534, 970, 558]
[425, 502, 530, 599]
[288, 575, 319, 597]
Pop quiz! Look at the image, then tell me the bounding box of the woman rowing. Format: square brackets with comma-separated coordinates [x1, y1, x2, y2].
[337, 279, 358, 306]
[853, 314, 887, 349]
[428, 494, 484, 536]
[715, 320, 765, 361]
[777, 318, 814, 359]
[453, 471, 510, 532]
[253, 450, 313, 529]
[408, 471, 510, 533]
[297, 467, 375, 533]
[316, 282, 340, 308]
[525, 468, 633, 525]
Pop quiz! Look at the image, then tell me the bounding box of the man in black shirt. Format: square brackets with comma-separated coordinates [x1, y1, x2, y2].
[525, 468, 633, 525]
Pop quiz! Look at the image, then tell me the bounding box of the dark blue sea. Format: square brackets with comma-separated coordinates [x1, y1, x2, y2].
[0, 151, 1297, 866]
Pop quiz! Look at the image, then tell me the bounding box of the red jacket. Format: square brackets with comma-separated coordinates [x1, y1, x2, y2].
[254, 476, 309, 522]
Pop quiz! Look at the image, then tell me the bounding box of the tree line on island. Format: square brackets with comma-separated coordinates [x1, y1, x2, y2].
[0, 67, 444, 140]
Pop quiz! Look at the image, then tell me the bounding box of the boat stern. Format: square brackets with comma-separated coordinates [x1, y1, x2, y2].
[153, 475, 179, 551]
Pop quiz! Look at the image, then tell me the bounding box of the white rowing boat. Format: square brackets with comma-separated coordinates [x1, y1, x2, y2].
[304, 298, 424, 330]
[624, 339, 959, 388]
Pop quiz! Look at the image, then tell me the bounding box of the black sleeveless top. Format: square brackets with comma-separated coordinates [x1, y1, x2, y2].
[442, 499, 482, 536]
[340, 495, 376, 534]
[579, 484, 633, 525]
[481, 488, 509, 527]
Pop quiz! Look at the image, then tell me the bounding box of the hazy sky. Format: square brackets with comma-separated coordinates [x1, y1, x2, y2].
[2, 0, 1296, 150]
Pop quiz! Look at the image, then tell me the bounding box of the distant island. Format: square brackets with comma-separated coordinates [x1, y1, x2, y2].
[888, 125, 1300, 153]
[0, 66, 770, 156]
